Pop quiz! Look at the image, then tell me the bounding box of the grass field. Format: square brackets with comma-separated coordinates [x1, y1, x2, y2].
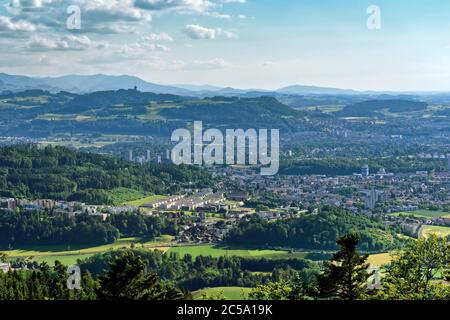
[123, 195, 166, 206]
[107, 188, 152, 205]
[193, 287, 252, 300]
[367, 253, 393, 267]
[419, 225, 450, 238]
[167, 244, 306, 259]
[390, 210, 448, 219]
[0, 235, 174, 264]
[251, 271, 271, 276]
[34, 254, 95, 265]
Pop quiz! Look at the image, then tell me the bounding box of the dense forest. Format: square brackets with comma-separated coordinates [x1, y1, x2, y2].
[0, 209, 176, 246]
[0, 90, 307, 137]
[3, 234, 450, 300]
[77, 248, 319, 292]
[56, 90, 187, 115]
[337, 100, 428, 117]
[7, 119, 186, 138]
[0, 144, 211, 204]
[224, 206, 402, 251]
[159, 96, 303, 130]
[0, 251, 184, 300]
[280, 157, 446, 176]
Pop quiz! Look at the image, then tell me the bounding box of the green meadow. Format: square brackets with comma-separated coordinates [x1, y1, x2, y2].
[123, 194, 167, 206]
[389, 210, 449, 219]
[34, 254, 95, 265]
[0, 235, 174, 264]
[167, 244, 307, 259]
[419, 225, 450, 238]
[192, 287, 252, 300]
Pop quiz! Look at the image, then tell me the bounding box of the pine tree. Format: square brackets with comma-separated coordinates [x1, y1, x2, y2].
[315, 233, 371, 300]
[96, 251, 184, 300]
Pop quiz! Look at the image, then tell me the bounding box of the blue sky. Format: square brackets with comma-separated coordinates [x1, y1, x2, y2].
[1, 0, 450, 91]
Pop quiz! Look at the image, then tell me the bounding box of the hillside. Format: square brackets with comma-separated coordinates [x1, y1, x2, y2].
[158, 96, 303, 128]
[0, 73, 193, 95]
[224, 206, 404, 251]
[0, 90, 305, 137]
[337, 100, 428, 117]
[0, 144, 211, 204]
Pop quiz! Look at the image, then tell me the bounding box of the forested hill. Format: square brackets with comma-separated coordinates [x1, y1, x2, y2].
[224, 206, 403, 252]
[0, 90, 306, 137]
[158, 96, 302, 129]
[0, 144, 211, 204]
[337, 100, 428, 117]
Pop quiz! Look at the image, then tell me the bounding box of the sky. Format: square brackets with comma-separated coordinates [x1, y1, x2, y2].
[1, 0, 450, 91]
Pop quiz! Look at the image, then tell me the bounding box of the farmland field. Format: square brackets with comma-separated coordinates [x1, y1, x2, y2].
[123, 194, 166, 206]
[167, 244, 306, 259]
[367, 253, 393, 267]
[389, 210, 448, 219]
[34, 254, 95, 265]
[193, 287, 252, 300]
[0, 235, 174, 264]
[419, 225, 450, 238]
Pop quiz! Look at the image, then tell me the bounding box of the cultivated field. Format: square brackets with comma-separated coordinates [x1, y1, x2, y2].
[0, 235, 174, 265]
[367, 253, 393, 267]
[192, 287, 252, 300]
[123, 195, 166, 206]
[390, 210, 448, 219]
[167, 244, 306, 259]
[419, 225, 450, 238]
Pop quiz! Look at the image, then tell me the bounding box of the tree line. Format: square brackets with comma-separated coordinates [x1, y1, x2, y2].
[77, 249, 319, 292]
[0, 209, 176, 246]
[280, 157, 446, 176]
[0, 144, 211, 204]
[3, 233, 450, 300]
[250, 233, 450, 300]
[0, 252, 184, 300]
[224, 206, 403, 251]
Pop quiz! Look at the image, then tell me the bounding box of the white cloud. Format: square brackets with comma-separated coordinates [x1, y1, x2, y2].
[183, 24, 237, 40]
[120, 40, 171, 57]
[9, 0, 55, 10]
[6, 0, 152, 34]
[77, 0, 151, 23]
[27, 35, 106, 51]
[139, 42, 171, 51]
[217, 29, 237, 38]
[135, 0, 214, 12]
[188, 58, 231, 69]
[184, 24, 216, 39]
[204, 12, 231, 19]
[221, 0, 246, 3]
[0, 15, 36, 31]
[143, 32, 173, 41]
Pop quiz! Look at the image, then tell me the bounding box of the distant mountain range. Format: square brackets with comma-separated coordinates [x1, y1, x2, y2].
[0, 72, 447, 97]
[277, 85, 358, 95]
[0, 73, 194, 96]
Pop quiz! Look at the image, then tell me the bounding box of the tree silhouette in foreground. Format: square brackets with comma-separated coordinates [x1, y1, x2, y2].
[315, 233, 371, 300]
[97, 251, 184, 300]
